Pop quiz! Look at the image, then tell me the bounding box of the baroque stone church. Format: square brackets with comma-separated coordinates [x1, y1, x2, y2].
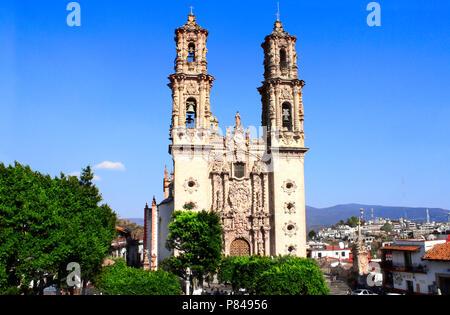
[144, 13, 308, 270]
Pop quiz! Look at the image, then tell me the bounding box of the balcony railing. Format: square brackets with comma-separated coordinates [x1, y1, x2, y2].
[380, 261, 427, 273]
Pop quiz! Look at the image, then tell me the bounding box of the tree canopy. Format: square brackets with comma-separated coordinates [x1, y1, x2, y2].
[162, 210, 223, 286]
[0, 162, 117, 295]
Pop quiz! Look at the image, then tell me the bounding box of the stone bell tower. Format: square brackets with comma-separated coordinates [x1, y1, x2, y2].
[258, 19, 309, 257]
[168, 13, 216, 212]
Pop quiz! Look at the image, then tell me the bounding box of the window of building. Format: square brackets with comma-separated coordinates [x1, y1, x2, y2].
[234, 163, 245, 179]
[404, 252, 412, 269]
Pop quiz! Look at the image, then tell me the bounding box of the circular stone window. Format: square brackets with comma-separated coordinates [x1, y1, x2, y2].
[184, 177, 199, 194]
[287, 245, 297, 255]
[283, 221, 298, 237]
[284, 202, 296, 214]
[282, 180, 297, 195]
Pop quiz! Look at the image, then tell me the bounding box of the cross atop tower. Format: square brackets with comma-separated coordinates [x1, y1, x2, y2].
[276, 1, 280, 21]
[190, 6, 194, 15]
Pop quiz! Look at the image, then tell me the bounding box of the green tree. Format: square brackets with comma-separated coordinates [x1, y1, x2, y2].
[308, 230, 317, 240]
[0, 162, 116, 295]
[94, 258, 181, 295]
[381, 223, 392, 233]
[162, 210, 223, 289]
[345, 216, 365, 228]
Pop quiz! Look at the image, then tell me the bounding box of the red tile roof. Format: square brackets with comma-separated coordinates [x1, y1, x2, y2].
[115, 226, 127, 233]
[422, 243, 450, 261]
[380, 246, 420, 252]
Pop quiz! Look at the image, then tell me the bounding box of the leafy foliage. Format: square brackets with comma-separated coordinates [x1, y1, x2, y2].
[254, 257, 329, 295]
[308, 230, 317, 240]
[94, 258, 181, 295]
[218, 255, 328, 295]
[0, 162, 116, 295]
[162, 210, 223, 284]
[218, 256, 273, 293]
[381, 223, 392, 232]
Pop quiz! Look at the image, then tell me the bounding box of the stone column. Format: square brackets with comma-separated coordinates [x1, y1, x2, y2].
[178, 79, 185, 127]
[293, 85, 299, 131]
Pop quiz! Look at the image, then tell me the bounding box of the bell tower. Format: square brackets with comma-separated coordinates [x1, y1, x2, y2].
[258, 19, 306, 142]
[168, 13, 215, 212]
[258, 20, 309, 257]
[168, 13, 216, 136]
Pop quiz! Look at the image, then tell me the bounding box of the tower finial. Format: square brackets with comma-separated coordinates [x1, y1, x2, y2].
[190, 6, 194, 15]
[276, 1, 280, 21]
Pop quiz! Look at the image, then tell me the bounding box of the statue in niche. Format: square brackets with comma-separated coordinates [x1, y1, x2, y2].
[253, 175, 263, 209]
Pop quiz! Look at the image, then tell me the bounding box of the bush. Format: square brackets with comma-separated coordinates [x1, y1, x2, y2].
[218, 256, 328, 295]
[95, 259, 181, 295]
[218, 256, 273, 293]
[255, 257, 329, 295]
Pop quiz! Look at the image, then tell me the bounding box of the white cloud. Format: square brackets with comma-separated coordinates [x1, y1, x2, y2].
[93, 175, 101, 181]
[93, 161, 126, 171]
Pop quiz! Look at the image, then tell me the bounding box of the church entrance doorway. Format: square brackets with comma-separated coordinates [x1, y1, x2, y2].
[230, 238, 250, 256]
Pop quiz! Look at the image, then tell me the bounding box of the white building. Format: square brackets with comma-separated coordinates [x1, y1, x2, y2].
[381, 237, 450, 295]
[309, 245, 352, 261]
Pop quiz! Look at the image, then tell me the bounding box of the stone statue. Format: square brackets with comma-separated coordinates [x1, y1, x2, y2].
[235, 112, 242, 129]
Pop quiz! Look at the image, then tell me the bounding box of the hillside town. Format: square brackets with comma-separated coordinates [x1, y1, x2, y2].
[306, 208, 450, 295]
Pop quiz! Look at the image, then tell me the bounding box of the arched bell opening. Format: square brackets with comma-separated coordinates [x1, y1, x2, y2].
[282, 102, 293, 131]
[186, 98, 197, 128]
[187, 43, 196, 63]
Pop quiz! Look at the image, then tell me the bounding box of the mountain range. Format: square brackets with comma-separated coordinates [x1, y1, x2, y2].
[124, 203, 450, 231]
[306, 204, 450, 230]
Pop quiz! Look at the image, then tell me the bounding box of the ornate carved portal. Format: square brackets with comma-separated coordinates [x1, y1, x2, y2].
[211, 163, 271, 256]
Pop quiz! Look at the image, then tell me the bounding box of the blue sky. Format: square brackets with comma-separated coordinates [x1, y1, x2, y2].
[1, 0, 449, 218]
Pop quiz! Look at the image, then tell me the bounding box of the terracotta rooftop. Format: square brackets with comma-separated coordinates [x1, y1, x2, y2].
[422, 242, 450, 261]
[380, 246, 420, 252]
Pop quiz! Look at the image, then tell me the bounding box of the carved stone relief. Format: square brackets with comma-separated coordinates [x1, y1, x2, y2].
[211, 160, 271, 256]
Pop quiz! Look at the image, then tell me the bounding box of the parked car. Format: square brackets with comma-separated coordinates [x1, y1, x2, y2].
[351, 289, 378, 295]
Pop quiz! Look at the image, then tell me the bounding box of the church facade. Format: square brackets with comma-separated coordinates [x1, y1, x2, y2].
[144, 13, 309, 270]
